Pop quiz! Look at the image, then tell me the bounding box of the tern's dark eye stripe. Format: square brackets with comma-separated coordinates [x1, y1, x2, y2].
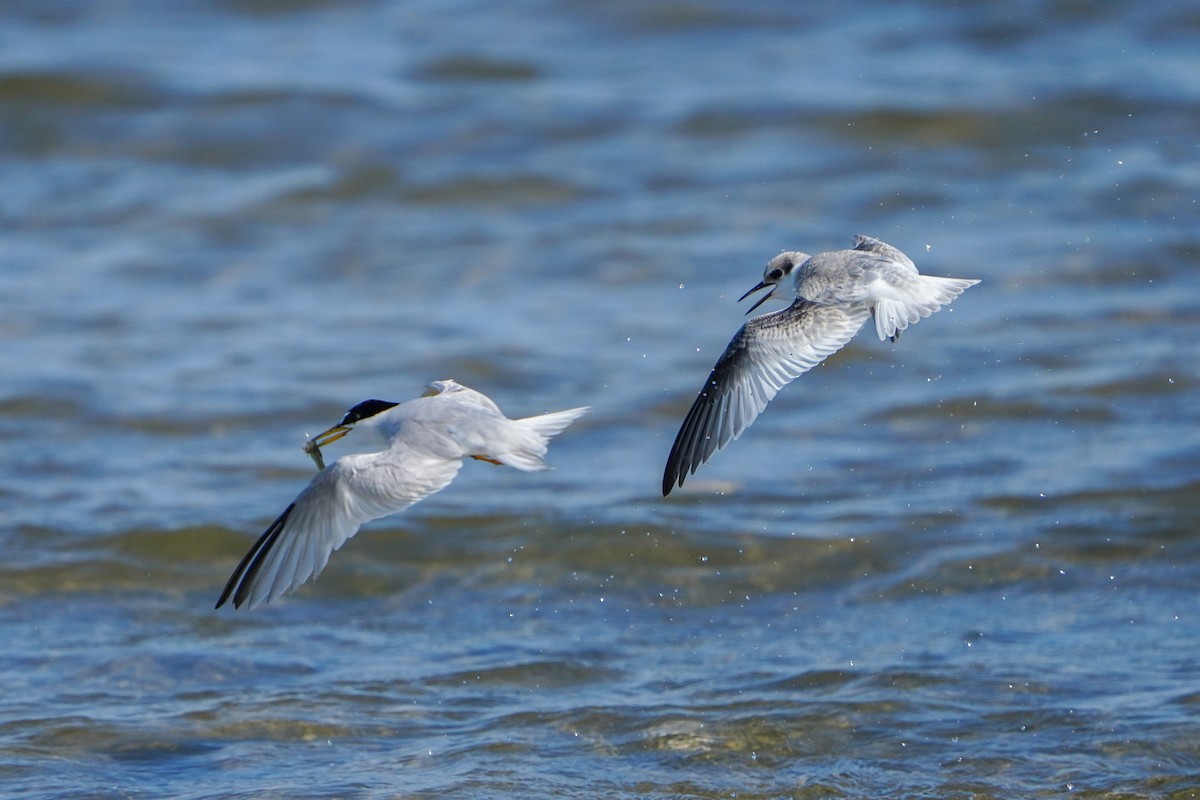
[339, 399, 399, 426]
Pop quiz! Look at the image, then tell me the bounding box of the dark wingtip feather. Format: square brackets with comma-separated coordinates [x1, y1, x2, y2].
[215, 504, 296, 610]
[662, 373, 723, 497]
[662, 437, 684, 496]
[662, 466, 678, 496]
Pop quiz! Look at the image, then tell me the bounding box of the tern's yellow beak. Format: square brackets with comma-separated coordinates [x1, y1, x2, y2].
[310, 424, 352, 449]
[738, 280, 776, 315]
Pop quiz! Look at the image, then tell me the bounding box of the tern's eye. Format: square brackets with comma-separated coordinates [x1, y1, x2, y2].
[769, 268, 784, 280]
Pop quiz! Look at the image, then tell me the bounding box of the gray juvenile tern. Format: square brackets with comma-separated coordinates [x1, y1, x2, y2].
[663, 235, 979, 495]
[217, 380, 588, 609]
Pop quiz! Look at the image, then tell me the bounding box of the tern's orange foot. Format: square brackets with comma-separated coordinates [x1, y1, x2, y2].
[471, 455, 504, 466]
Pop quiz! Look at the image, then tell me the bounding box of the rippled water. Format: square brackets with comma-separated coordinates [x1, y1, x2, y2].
[3, 1, 1199, 797]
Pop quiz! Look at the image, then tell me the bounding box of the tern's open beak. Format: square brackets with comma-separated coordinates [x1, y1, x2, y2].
[738, 280, 776, 315]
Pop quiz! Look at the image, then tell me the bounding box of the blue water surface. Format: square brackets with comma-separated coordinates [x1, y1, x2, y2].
[1, 1, 1198, 797]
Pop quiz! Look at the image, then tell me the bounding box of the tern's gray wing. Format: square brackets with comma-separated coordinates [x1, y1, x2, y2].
[663, 300, 870, 495]
[216, 444, 462, 610]
[852, 234, 917, 272]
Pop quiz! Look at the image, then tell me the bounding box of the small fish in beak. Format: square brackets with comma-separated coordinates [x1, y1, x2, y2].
[303, 424, 351, 471]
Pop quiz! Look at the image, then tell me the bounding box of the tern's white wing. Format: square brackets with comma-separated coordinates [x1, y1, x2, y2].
[217, 444, 462, 610]
[663, 300, 870, 495]
[421, 378, 505, 416]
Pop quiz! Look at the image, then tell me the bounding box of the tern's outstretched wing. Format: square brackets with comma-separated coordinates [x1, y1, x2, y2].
[852, 233, 918, 272]
[662, 300, 870, 495]
[421, 378, 505, 416]
[216, 445, 462, 610]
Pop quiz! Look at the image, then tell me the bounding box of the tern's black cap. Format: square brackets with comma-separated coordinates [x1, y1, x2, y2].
[339, 399, 399, 426]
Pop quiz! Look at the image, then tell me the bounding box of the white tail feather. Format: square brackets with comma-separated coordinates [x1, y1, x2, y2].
[873, 276, 979, 341]
[500, 406, 590, 472]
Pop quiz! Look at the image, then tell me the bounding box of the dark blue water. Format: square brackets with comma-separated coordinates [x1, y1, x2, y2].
[2, 1, 1199, 797]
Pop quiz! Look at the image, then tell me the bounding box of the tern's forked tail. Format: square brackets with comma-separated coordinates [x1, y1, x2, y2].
[499, 406, 590, 472]
[872, 275, 980, 342]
